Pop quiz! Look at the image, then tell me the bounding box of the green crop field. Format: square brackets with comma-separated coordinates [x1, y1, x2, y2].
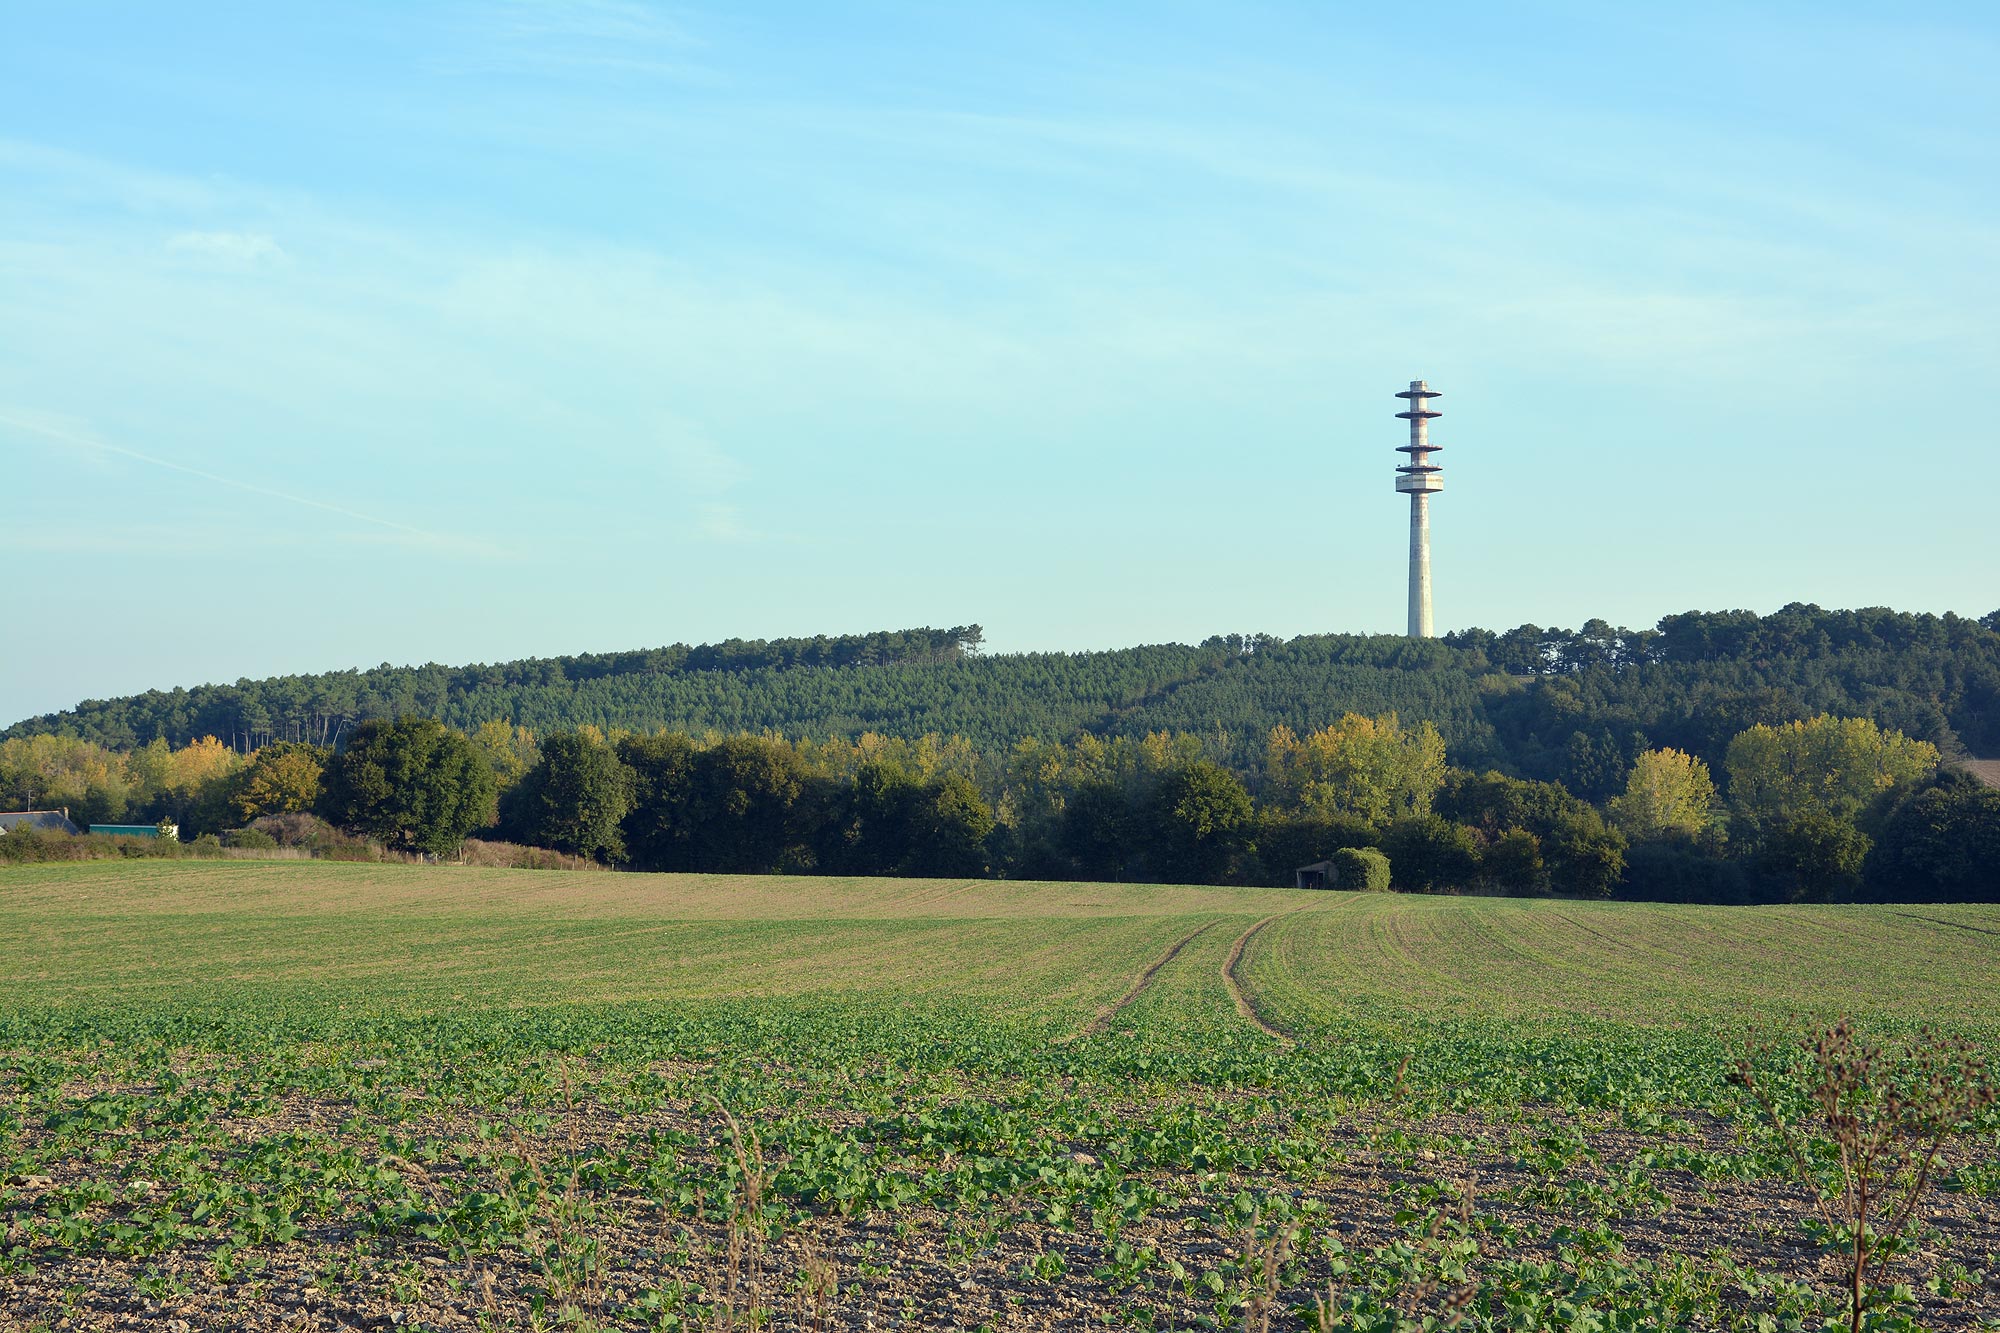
[2, 862, 1996, 1331]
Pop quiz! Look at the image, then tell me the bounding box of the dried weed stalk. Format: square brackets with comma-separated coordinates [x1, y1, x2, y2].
[1239, 1216, 1298, 1333]
[792, 1234, 840, 1333]
[1732, 1018, 1995, 1333]
[706, 1101, 770, 1332]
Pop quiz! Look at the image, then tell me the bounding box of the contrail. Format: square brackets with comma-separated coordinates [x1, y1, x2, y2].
[0, 411, 492, 554]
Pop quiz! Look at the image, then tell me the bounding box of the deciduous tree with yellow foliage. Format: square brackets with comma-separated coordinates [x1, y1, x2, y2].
[1723, 716, 1937, 825]
[1610, 748, 1717, 841]
[232, 742, 327, 821]
[0, 735, 135, 824]
[469, 721, 538, 788]
[1266, 713, 1448, 826]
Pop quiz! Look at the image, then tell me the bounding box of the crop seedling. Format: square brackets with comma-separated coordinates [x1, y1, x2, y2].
[3, 867, 1998, 1329]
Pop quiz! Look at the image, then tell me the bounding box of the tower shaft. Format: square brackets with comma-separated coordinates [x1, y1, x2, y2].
[1392, 378, 1443, 638]
[1408, 492, 1432, 637]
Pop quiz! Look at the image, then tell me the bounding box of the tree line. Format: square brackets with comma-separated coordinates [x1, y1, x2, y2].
[8, 606, 1999, 785]
[9, 706, 1994, 901]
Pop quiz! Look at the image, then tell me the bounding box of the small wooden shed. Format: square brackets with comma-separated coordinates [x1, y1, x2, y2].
[1295, 859, 1337, 890]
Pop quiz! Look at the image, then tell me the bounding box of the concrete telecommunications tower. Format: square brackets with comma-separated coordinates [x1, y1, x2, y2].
[1393, 379, 1443, 637]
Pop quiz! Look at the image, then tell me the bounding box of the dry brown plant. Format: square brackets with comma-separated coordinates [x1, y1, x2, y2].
[1733, 1018, 1996, 1333]
[504, 1119, 608, 1319]
[792, 1234, 840, 1333]
[1239, 1216, 1298, 1333]
[705, 1101, 770, 1332]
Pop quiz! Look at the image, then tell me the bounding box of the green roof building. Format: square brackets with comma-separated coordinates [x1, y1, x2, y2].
[89, 823, 178, 840]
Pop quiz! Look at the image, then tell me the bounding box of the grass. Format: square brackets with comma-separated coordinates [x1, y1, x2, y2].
[2, 860, 1997, 1331]
[0, 860, 1295, 1017]
[1246, 894, 2000, 1029]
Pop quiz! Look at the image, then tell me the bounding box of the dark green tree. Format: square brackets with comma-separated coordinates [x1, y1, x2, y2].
[1150, 761, 1252, 885]
[509, 731, 633, 861]
[1562, 729, 1628, 802]
[1543, 815, 1628, 898]
[1437, 769, 1594, 839]
[320, 718, 497, 856]
[1444, 772, 1626, 897]
[1249, 810, 1377, 887]
[1620, 841, 1751, 903]
[618, 732, 698, 871]
[1057, 780, 1138, 882]
[1866, 777, 2000, 901]
[686, 735, 814, 874]
[1483, 828, 1548, 895]
[1380, 816, 1481, 893]
[1756, 812, 1872, 901]
[817, 760, 922, 876]
[900, 771, 994, 878]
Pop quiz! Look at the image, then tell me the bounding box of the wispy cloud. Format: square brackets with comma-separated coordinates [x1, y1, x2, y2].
[658, 419, 747, 495]
[654, 418, 763, 541]
[0, 136, 222, 213]
[694, 501, 754, 543]
[446, 0, 715, 81]
[0, 523, 260, 556]
[0, 411, 502, 560]
[167, 230, 289, 265]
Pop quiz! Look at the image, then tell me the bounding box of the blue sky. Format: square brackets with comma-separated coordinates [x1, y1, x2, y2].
[3, 1, 1996, 726]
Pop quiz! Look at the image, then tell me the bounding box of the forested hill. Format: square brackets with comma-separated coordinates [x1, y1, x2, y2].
[10, 606, 2000, 789]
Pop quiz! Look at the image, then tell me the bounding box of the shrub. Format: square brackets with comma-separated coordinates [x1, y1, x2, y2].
[188, 833, 224, 857]
[247, 811, 323, 845]
[1248, 811, 1376, 887]
[1331, 846, 1391, 891]
[1380, 816, 1481, 893]
[1483, 828, 1548, 895]
[223, 827, 278, 850]
[242, 813, 381, 860]
[1733, 1020, 1995, 1333]
[0, 826, 84, 863]
[112, 834, 183, 859]
[457, 839, 607, 871]
[0, 827, 183, 863]
[1620, 840, 1752, 903]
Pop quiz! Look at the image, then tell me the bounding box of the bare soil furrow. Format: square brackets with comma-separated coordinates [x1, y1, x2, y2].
[1223, 913, 1297, 1042]
[1070, 919, 1221, 1039]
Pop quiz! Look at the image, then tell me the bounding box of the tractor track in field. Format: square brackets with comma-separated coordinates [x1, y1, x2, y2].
[1548, 909, 1645, 954]
[1223, 912, 1304, 1043]
[1070, 920, 1222, 1039]
[1893, 911, 2000, 938]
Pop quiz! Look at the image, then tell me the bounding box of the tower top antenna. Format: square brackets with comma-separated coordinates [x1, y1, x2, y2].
[1393, 379, 1443, 637]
